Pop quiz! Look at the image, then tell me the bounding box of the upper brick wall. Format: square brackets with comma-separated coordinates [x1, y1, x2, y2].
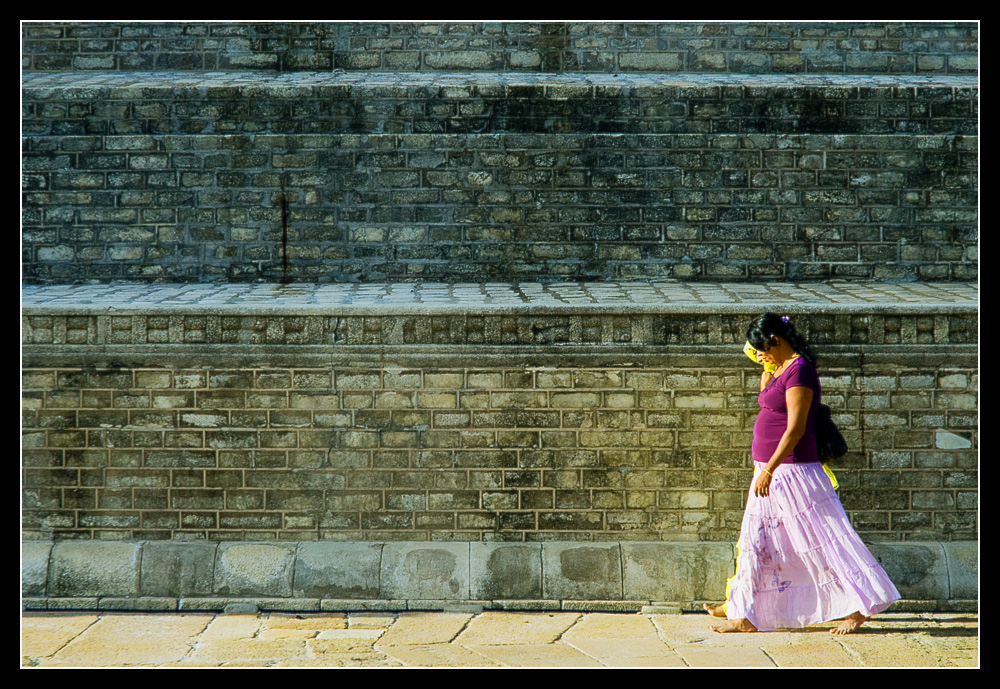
[20, 23, 980, 284]
[22, 22, 978, 75]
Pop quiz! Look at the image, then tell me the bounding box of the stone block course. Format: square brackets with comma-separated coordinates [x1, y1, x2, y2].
[47, 541, 141, 597]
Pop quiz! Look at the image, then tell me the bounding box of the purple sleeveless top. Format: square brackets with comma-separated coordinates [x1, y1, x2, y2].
[752, 357, 821, 464]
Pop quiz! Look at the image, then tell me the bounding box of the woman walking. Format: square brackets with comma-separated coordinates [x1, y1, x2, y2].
[707, 313, 900, 634]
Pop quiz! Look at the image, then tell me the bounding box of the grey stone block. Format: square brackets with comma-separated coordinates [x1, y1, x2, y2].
[642, 603, 684, 614]
[178, 598, 234, 611]
[99, 597, 176, 611]
[943, 541, 978, 599]
[490, 599, 562, 610]
[542, 543, 622, 600]
[22, 541, 52, 596]
[140, 540, 218, 597]
[48, 541, 140, 597]
[622, 542, 735, 601]
[405, 599, 470, 611]
[443, 602, 485, 614]
[223, 603, 259, 614]
[213, 542, 296, 597]
[260, 598, 320, 611]
[470, 542, 542, 599]
[46, 597, 99, 609]
[562, 600, 646, 612]
[380, 543, 470, 601]
[321, 599, 405, 612]
[292, 542, 382, 599]
[868, 542, 948, 600]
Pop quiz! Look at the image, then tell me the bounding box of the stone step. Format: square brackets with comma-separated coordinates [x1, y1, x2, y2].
[24, 279, 977, 367]
[22, 280, 978, 316]
[23, 71, 978, 136]
[23, 281, 978, 349]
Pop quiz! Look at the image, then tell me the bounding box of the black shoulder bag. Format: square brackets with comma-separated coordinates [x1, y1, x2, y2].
[815, 404, 848, 461]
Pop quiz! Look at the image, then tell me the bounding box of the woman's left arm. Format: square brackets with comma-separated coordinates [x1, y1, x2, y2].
[753, 386, 814, 497]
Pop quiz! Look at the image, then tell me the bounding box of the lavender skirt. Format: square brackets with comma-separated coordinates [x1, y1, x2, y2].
[727, 462, 900, 631]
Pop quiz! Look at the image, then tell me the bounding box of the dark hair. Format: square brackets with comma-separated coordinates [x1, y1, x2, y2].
[746, 313, 817, 366]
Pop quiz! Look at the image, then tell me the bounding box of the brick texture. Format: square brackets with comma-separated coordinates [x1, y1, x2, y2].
[22, 357, 977, 543]
[22, 22, 978, 75]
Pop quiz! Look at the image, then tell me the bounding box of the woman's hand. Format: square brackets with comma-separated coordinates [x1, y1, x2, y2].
[753, 469, 773, 498]
[760, 369, 773, 392]
[754, 386, 812, 498]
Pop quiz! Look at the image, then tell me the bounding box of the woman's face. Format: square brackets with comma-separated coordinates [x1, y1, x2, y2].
[753, 336, 782, 365]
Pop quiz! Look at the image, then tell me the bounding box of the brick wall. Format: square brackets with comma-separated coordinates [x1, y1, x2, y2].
[22, 22, 978, 74]
[22, 309, 978, 543]
[22, 21, 979, 286]
[22, 103, 978, 284]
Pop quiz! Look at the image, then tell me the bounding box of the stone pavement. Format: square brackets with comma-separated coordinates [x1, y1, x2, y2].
[21, 609, 978, 668]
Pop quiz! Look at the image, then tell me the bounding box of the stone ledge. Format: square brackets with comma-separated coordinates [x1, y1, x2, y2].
[22, 281, 979, 317]
[19, 596, 978, 614]
[22, 71, 977, 138]
[21, 540, 977, 609]
[22, 70, 980, 91]
[22, 282, 979, 359]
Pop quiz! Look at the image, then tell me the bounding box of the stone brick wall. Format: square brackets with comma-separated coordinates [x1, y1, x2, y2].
[22, 22, 978, 74]
[22, 92, 978, 284]
[22, 303, 978, 544]
[21, 358, 978, 543]
[22, 21, 979, 286]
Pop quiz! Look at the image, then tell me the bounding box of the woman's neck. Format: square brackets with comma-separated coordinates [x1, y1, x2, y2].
[772, 346, 800, 374]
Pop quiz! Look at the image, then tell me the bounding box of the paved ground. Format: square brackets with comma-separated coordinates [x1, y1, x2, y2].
[21, 610, 978, 668]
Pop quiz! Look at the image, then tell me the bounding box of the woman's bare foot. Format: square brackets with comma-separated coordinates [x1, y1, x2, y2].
[712, 618, 757, 633]
[830, 612, 868, 635]
[703, 602, 727, 618]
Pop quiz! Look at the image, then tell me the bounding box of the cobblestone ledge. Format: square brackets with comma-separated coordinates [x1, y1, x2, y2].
[23, 281, 978, 355]
[21, 540, 976, 612]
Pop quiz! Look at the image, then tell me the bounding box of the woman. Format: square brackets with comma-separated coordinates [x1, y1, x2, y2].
[706, 313, 900, 634]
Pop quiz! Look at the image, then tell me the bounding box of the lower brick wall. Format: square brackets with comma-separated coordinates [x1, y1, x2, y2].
[22, 354, 977, 543]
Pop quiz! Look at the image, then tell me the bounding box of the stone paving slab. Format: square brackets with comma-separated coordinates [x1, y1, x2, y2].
[21, 613, 98, 658]
[21, 610, 979, 667]
[21, 281, 978, 315]
[453, 611, 582, 645]
[464, 642, 605, 667]
[375, 611, 472, 646]
[378, 644, 502, 667]
[563, 637, 687, 666]
[26, 613, 211, 667]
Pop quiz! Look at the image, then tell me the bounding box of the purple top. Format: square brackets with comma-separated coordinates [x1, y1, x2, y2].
[752, 356, 821, 464]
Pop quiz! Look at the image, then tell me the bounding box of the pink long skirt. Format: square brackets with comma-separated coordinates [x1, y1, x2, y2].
[726, 462, 900, 631]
